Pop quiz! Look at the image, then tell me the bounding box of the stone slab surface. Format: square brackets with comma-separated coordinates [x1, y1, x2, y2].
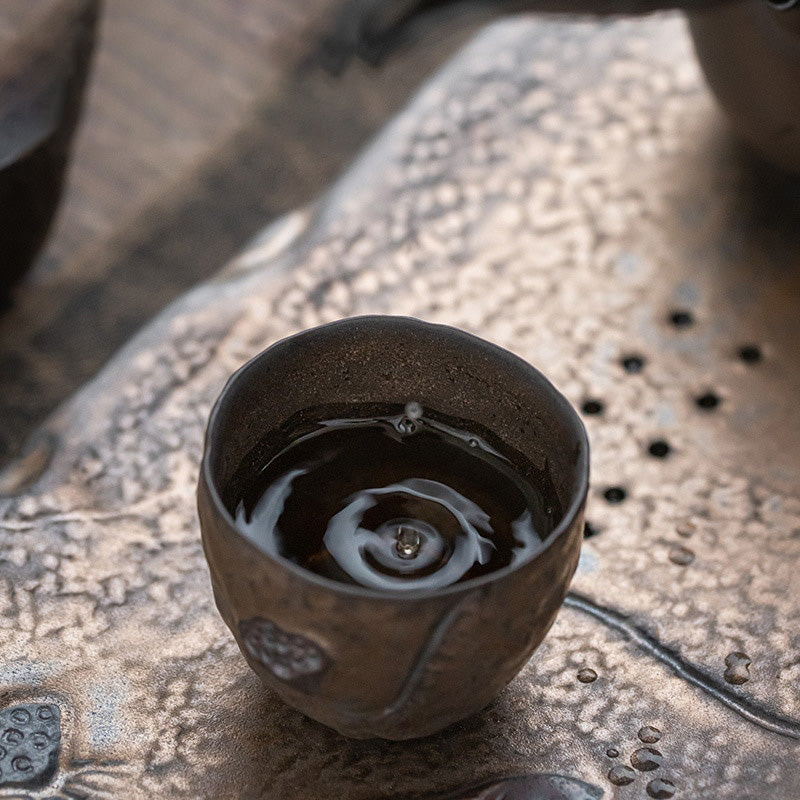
[1, 12, 799, 799]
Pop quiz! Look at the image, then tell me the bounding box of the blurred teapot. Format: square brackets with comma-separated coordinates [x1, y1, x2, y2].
[688, 1, 800, 172]
[329, 0, 800, 172]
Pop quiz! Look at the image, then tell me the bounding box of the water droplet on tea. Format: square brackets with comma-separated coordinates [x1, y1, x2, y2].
[669, 545, 694, 566]
[405, 401, 423, 420]
[647, 777, 676, 798]
[638, 725, 662, 744]
[577, 667, 597, 683]
[631, 747, 663, 771]
[724, 652, 751, 685]
[395, 526, 422, 559]
[606, 747, 620, 758]
[608, 765, 636, 786]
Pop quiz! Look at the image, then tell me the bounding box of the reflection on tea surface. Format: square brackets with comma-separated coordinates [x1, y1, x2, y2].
[229, 404, 561, 591]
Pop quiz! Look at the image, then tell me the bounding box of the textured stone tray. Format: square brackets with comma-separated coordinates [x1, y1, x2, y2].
[1, 12, 798, 799]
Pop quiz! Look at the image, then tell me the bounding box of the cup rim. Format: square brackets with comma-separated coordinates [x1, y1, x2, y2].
[200, 315, 590, 601]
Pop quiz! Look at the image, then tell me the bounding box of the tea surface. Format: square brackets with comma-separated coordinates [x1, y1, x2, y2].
[228, 404, 560, 591]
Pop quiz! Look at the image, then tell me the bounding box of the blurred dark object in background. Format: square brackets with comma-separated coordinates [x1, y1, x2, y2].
[326, 0, 800, 172]
[320, 0, 730, 72]
[0, 0, 101, 302]
[689, 0, 800, 173]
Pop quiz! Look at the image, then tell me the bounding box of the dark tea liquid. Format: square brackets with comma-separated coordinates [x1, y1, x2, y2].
[227, 404, 560, 592]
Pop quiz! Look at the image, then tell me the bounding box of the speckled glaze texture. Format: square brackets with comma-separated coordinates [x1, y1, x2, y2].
[0, 11, 799, 799]
[198, 317, 588, 739]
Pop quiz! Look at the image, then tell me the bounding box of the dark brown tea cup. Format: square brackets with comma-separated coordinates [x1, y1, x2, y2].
[197, 316, 589, 740]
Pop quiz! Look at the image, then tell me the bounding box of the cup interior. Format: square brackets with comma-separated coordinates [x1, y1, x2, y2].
[203, 316, 588, 575]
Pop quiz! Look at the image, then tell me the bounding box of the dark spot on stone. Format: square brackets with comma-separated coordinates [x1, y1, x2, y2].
[648, 440, 671, 458]
[621, 355, 645, 374]
[603, 486, 627, 504]
[0, 703, 60, 788]
[2, 730, 23, 746]
[583, 521, 600, 539]
[695, 391, 720, 410]
[737, 344, 762, 364]
[581, 399, 604, 415]
[669, 309, 694, 328]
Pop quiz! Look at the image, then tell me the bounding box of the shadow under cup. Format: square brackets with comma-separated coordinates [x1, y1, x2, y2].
[197, 316, 589, 740]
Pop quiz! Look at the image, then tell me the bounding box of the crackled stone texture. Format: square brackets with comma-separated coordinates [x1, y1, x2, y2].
[0, 12, 799, 799]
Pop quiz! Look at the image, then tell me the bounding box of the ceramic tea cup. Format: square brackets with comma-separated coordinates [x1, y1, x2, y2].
[197, 316, 589, 740]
